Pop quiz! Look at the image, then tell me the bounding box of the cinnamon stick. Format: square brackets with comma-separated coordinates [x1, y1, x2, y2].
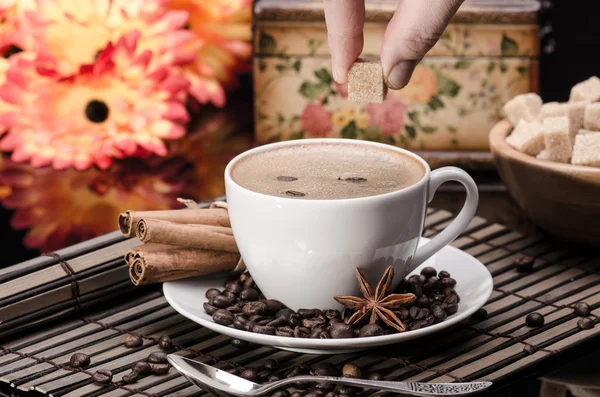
[128, 246, 240, 286]
[118, 208, 230, 238]
[136, 219, 238, 252]
[124, 243, 172, 265]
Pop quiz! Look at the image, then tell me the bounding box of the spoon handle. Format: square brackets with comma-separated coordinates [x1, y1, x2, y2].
[274, 376, 492, 396]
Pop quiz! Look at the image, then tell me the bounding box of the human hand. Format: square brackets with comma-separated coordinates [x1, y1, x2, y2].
[323, 0, 465, 89]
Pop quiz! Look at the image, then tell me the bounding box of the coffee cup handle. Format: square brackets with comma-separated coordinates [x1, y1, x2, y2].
[408, 167, 479, 273]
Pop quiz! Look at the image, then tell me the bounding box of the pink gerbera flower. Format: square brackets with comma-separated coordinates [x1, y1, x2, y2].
[0, 31, 190, 170]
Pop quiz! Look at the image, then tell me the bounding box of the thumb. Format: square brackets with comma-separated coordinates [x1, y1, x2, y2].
[381, 0, 464, 90]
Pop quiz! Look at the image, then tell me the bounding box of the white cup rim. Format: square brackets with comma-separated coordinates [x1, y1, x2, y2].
[224, 138, 432, 204]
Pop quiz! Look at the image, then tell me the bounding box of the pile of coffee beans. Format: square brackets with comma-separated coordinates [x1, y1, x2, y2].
[203, 267, 460, 338]
[228, 359, 382, 397]
[87, 351, 171, 385]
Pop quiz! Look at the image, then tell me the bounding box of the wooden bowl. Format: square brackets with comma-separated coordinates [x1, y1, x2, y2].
[489, 120, 600, 246]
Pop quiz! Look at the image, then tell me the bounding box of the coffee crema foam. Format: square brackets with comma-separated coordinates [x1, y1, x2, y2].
[231, 142, 426, 200]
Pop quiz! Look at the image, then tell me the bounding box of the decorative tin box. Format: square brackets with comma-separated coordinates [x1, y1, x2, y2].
[253, 0, 540, 156]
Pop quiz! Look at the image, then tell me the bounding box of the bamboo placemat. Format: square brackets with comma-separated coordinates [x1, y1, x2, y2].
[1, 207, 599, 397]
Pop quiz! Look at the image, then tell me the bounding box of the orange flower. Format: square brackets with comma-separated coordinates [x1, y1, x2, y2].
[0, 32, 190, 170]
[168, 0, 252, 106]
[398, 66, 438, 104]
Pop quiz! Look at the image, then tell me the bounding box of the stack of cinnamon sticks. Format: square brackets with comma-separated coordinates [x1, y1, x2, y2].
[119, 205, 240, 286]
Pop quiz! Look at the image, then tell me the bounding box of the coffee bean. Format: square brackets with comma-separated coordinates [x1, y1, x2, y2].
[243, 302, 268, 316]
[227, 367, 240, 375]
[407, 283, 423, 298]
[276, 326, 294, 337]
[286, 365, 310, 378]
[211, 294, 233, 308]
[396, 307, 410, 321]
[368, 372, 384, 381]
[342, 363, 362, 378]
[409, 306, 420, 319]
[330, 322, 354, 338]
[227, 304, 243, 314]
[415, 308, 429, 320]
[395, 279, 409, 293]
[421, 315, 435, 327]
[432, 305, 447, 323]
[344, 177, 367, 183]
[240, 368, 258, 382]
[325, 309, 341, 319]
[310, 325, 328, 338]
[223, 291, 238, 303]
[205, 288, 221, 300]
[335, 386, 357, 396]
[285, 190, 306, 197]
[132, 361, 152, 375]
[409, 322, 421, 331]
[422, 277, 438, 293]
[298, 309, 317, 318]
[225, 279, 242, 294]
[421, 267, 437, 278]
[291, 392, 304, 397]
[213, 309, 234, 326]
[359, 324, 384, 337]
[319, 331, 331, 339]
[203, 302, 218, 315]
[268, 374, 283, 382]
[311, 363, 339, 377]
[523, 345, 538, 355]
[415, 296, 430, 308]
[306, 390, 325, 397]
[526, 312, 545, 327]
[514, 256, 535, 272]
[92, 369, 112, 384]
[252, 324, 276, 335]
[69, 353, 90, 368]
[257, 369, 272, 381]
[148, 352, 168, 364]
[232, 315, 248, 330]
[243, 321, 256, 331]
[438, 270, 450, 279]
[243, 276, 255, 289]
[438, 278, 456, 289]
[240, 288, 259, 301]
[303, 317, 327, 329]
[257, 319, 272, 326]
[445, 304, 458, 315]
[294, 326, 311, 338]
[443, 294, 458, 306]
[260, 358, 278, 370]
[289, 313, 303, 327]
[125, 334, 143, 348]
[231, 338, 249, 348]
[578, 317, 595, 330]
[249, 314, 264, 322]
[276, 308, 295, 319]
[277, 176, 298, 182]
[574, 302, 591, 317]
[329, 318, 343, 324]
[273, 391, 290, 397]
[268, 317, 288, 328]
[471, 308, 488, 321]
[408, 275, 422, 285]
[443, 288, 457, 297]
[123, 370, 140, 384]
[265, 299, 285, 314]
[158, 335, 173, 350]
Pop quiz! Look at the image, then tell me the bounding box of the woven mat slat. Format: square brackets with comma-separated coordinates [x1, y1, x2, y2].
[1, 208, 599, 396]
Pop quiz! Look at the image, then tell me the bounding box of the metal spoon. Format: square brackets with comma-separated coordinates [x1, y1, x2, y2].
[167, 355, 492, 397]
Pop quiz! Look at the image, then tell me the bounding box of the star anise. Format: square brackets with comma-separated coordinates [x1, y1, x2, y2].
[334, 266, 416, 332]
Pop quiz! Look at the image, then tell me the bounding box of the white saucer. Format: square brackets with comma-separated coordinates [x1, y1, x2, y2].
[163, 238, 493, 354]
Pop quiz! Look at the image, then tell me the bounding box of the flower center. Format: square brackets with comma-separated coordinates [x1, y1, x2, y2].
[85, 100, 109, 123]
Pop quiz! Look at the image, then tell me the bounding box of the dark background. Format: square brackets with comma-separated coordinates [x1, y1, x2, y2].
[2, 0, 600, 267]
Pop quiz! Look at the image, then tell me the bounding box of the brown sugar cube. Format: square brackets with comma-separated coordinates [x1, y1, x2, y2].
[503, 93, 542, 125]
[569, 76, 600, 102]
[566, 100, 590, 143]
[537, 102, 569, 120]
[572, 132, 600, 166]
[348, 58, 387, 103]
[583, 102, 600, 130]
[537, 116, 572, 163]
[506, 120, 544, 155]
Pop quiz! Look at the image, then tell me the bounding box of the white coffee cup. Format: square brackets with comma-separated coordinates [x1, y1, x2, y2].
[225, 138, 478, 310]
